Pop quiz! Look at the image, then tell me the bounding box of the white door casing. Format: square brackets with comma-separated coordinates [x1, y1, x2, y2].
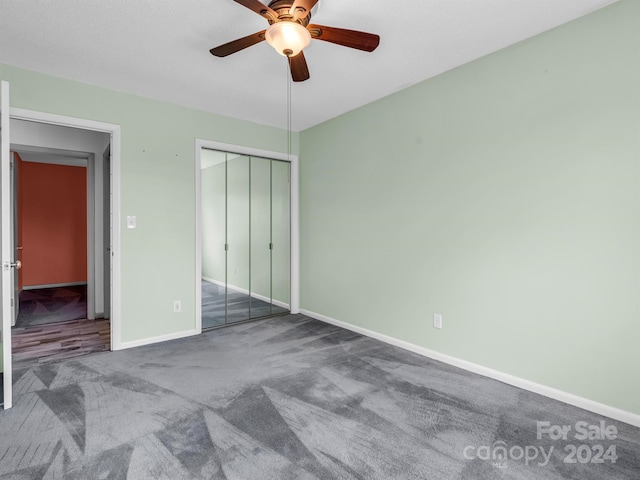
[8, 106, 122, 353]
[11, 152, 19, 326]
[1, 81, 14, 409]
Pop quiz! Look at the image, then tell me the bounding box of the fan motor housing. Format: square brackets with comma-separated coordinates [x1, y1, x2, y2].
[267, 0, 311, 26]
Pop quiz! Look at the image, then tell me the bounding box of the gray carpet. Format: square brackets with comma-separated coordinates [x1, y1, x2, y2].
[1, 314, 638, 479]
[15, 285, 88, 328]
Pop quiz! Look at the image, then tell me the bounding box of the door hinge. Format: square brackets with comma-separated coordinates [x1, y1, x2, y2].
[225, 243, 229, 251]
[269, 243, 273, 250]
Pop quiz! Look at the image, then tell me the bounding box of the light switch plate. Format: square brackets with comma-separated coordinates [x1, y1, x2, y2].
[127, 215, 137, 229]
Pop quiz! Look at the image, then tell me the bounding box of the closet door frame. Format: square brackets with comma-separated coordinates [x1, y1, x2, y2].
[195, 139, 299, 334]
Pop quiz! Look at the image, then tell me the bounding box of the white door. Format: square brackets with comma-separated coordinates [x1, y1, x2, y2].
[11, 153, 19, 325]
[1, 80, 14, 409]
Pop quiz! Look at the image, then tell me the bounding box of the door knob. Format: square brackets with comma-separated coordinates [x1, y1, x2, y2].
[3, 260, 21, 271]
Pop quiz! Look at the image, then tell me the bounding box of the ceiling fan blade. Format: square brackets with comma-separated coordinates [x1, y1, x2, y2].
[308, 24, 380, 52]
[210, 30, 266, 57]
[289, 0, 319, 20]
[233, 0, 278, 20]
[288, 51, 310, 82]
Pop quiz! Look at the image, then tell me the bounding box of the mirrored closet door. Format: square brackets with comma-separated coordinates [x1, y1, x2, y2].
[201, 149, 290, 329]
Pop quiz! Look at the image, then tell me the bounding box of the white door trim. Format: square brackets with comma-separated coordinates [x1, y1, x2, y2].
[87, 152, 96, 320]
[194, 139, 300, 334]
[10, 107, 122, 350]
[1, 81, 13, 408]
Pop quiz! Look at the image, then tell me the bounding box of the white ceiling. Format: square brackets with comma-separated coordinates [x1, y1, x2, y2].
[14, 149, 89, 168]
[0, 0, 617, 131]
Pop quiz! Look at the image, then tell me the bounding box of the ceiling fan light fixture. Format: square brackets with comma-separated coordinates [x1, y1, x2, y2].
[265, 21, 311, 57]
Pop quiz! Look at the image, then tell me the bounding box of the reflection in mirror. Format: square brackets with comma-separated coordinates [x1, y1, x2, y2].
[251, 157, 272, 318]
[271, 160, 290, 314]
[225, 154, 250, 324]
[201, 149, 227, 329]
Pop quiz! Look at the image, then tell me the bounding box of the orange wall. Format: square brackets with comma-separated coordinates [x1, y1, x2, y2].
[18, 156, 87, 286]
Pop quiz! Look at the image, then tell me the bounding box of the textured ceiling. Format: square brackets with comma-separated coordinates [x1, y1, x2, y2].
[0, 0, 617, 131]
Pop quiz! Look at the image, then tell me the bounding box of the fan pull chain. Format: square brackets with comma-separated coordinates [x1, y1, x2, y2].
[287, 58, 292, 162]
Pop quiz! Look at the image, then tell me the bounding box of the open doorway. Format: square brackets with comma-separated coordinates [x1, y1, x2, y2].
[13, 149, 89, 327]
[10, 119, 111, 367]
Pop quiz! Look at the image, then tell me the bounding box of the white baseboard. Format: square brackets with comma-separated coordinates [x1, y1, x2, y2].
[300, 309, 640, 428]
[202, 276, 290, 311]
[117, 329, 198, 350]
[23, 281, 87, 290]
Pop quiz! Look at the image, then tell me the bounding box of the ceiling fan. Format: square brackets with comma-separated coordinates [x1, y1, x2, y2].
[210, 0, 380, 82]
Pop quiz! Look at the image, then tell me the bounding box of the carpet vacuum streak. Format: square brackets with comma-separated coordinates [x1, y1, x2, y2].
[0, 314, 638, 479]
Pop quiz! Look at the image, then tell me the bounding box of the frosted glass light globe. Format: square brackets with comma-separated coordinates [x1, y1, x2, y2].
[265, 22, 311, 57]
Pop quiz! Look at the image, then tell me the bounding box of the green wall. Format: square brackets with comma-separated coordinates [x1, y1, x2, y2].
[0, 63, 296, 349]
[299, 0, 640, 414]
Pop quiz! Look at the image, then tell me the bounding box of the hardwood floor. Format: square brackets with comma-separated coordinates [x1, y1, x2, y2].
[12, 319, 110, 368]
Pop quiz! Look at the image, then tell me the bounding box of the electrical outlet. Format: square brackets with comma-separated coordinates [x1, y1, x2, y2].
[173, 300, 181, 313]
[433, 313, 443, 329]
